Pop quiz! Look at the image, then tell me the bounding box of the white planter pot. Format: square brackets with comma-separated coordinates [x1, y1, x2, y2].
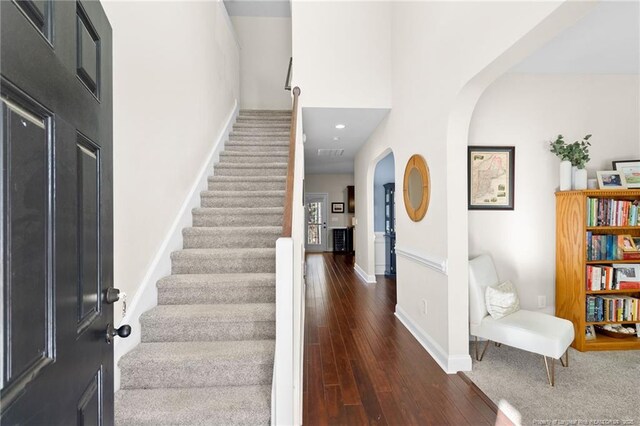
[574, 168, 588, 190]
[559, 161, 572, 191]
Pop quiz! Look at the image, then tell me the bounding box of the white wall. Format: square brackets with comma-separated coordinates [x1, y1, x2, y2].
[345, 1, 594, 372]
[102, 0, 239, 325]
[231, 16, 292, 110]
[469, 73, 640, 312]
[291, 1, 391, 109]
[304, 173, 354, 250]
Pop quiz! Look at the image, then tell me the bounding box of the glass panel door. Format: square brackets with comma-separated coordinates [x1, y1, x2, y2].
[304, 193, 328, 252]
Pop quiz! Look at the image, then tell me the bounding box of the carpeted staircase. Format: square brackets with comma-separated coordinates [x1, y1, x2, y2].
[115, 110, 291, 425]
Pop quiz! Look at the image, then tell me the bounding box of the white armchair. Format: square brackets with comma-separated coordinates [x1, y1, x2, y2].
[468, 254, 575, 386]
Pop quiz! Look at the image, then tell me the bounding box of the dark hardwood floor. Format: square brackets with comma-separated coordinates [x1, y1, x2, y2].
[303, 253, 496, 425]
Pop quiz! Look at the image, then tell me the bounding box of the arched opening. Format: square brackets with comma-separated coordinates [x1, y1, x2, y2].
[373, 151, 396, 277]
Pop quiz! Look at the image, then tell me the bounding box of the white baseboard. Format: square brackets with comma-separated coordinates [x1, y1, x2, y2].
[395, 305, 472, 374]
[113, 100, 239, 390]
[354, 263, 376, 283]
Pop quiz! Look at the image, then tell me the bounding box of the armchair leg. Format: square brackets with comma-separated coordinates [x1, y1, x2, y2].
[543, 356, 555, 386]
[559, 350, 569, 368]
[474, 337, 490, 361]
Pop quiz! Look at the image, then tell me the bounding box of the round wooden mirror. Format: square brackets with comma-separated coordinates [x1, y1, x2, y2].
[403, 154, 430, 222]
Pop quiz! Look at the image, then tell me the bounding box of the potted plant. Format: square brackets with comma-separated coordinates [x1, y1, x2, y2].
[550, 134, 592, 190]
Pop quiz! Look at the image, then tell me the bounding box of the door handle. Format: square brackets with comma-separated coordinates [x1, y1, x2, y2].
[104, 287, 121, 304]
[105, 323, 131, 344]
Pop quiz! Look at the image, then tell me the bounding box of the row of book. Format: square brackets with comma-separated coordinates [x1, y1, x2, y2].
[585, 233, 638, 260]
[586, 295, 640, 322]
[586, 197, 640, 227]
[586, 265, 640, 291]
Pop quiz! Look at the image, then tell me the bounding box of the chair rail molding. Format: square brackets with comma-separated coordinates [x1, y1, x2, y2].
[395, 245, 448, 275]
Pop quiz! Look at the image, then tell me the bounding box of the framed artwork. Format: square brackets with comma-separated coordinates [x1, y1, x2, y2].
[596, 170, 627, 190]
[620, 234, 637, 252]
[585, 325, 596, 340]
[612, 160, 640, 189]
[331, 202, 345, 213]
[468, 146, 515, 210]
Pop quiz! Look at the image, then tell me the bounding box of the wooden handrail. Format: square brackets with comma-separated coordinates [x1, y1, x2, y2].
[284, 57, 293, 91]
[282, 86, 301, 237]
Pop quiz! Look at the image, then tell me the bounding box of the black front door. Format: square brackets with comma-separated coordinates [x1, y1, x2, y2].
[1, 0, 114, 424]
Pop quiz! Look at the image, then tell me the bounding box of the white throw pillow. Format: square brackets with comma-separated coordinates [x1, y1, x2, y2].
[485, 280, 520, 320]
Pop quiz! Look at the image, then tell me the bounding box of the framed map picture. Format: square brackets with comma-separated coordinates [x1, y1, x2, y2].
[612, 160, 640, 189]
[468, 146, 515, 210]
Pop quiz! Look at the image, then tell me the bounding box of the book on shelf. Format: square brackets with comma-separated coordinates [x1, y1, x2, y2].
[585, 295, 639, 322]
[619, 281, 640, 290]
[586, 197, 640, 227]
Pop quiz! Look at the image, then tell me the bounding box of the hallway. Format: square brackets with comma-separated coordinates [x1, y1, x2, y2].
[303, 253, 496, 425]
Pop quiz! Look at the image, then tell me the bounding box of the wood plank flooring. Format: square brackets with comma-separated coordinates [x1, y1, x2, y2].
[303, 253, 496, 425]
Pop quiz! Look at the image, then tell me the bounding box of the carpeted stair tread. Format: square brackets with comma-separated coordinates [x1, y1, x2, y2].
[119, 341, 274, 389]
[182, 226, 281, 249]
[215, 162, 287, 169]
[208, 175, 286, 183]
[157, 273, 275, 304]
[171, 248, 275, 274]
[192, 209, 283, 227]
[240, 109, 290, 114]
[115, 385, 271, 425]
[141, 303, 275, 322]
[158, 273, 275, 289]
[200, 191, 284, 208]
[193, 206, 283, 214]
[140, 304, 275, 342]
[201, 190, 284, 198]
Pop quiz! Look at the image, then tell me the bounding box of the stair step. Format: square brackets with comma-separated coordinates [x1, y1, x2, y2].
[157, 273, 275, 304]
[115, 385, 271, 425]
[240, 109, 290, 116]
[229, 135, 289, 142]
[215, 163, 287, 177]
[219, 152, 288, 163]
[233, 121, 290, 129]
[183, 225, 281, 248]
[119, 340, 274, 389]
[236, 114, 290, 120]
[230, 130, 289, 137]
[140, 303, 275, 342]
[231, 123, 291, 132]
[192, 207, 283, 226]
[207, 176, 286, 191]
[224, 143, 289, 152]
[171, 248, 275, 274]
[200, 190, 284, 208]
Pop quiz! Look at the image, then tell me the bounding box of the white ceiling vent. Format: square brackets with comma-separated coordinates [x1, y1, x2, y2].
[317, 149, 344, 157]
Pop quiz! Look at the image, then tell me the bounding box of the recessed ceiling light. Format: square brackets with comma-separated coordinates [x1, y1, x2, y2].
[335, 124, 346, 129]
[333, 136, 340, 141]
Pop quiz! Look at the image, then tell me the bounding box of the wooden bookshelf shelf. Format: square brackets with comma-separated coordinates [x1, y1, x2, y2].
[586, 289, 640, 295]
[585, 260, 640, 264]
[584, 334, 640, 351]
[556, 190, 640, 352]
[586, 320, 639, 325]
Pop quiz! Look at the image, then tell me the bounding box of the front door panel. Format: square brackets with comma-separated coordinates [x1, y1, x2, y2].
[1, 1, 113, 424]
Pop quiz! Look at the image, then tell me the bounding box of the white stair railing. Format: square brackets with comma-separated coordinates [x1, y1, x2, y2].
[272, 87, 304, 425]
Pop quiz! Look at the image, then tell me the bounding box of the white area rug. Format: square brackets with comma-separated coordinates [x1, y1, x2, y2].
[464, 344, 640, 425]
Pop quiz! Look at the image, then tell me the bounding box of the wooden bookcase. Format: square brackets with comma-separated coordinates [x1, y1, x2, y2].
[556, 190, 640, 351]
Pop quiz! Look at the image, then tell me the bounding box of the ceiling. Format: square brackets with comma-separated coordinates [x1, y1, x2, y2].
[302, 108, 390, 174]
[223, 0, 290, 17]
[302, 1, 638, 175]
[512, 0, 640, 74]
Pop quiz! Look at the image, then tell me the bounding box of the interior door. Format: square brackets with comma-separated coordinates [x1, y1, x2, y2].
[1, 1, 116, 424]
[305, 193, 328, 252]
